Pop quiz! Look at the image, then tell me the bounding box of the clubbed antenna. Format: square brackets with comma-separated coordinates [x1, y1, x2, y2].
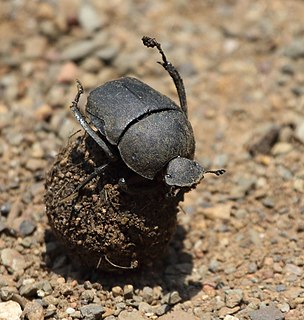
[205, 169, 226, 176]
[142, 36, 188, 117]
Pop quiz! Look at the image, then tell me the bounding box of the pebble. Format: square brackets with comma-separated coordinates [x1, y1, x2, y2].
[56, 62, 79, 83]
[225, 289, 243, 308]
[158, 310, 199, 320]
[118, 310, 147, 320]
[19, 219, 36, 236]
[224, 316, 239, 320]
[162, 291, 182, 305]
[23, 300, 44, 320]
[78, 1, 105, 32]
[80, 304, 104, 319]
[1, 248, 26, 273]
[293, 179, 304, 193]
[112, 286, 123, 297]
[96, 45, 120, 63]
[138, 301, 154, 314]
[0, 203, 11, 216]
[284, 263, 303, 276]
[295, 121, 304, 144]
[249, 304, 284, 320]
[123, 284, 134, 299]
[201, 202, 232, 220]
[284, 39, 304, 59]
[271, 142, 293, 155]
[142, 286, 153, 303]
[81, 289, 95, 302]
[60, 40, 100, 61]
[0, 301, 22, 320]
[246, 124, 280, 156]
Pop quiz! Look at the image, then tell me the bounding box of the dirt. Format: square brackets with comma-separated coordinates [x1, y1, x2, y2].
[1, 0, 304, 319]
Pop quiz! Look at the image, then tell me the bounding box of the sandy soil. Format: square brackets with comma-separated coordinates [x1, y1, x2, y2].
[0, 1, 304, 319]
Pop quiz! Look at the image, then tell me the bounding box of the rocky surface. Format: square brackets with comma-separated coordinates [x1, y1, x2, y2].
[0, 0, 304, 319]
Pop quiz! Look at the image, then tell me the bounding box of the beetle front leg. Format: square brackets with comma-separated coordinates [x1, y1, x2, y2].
[70, 80, 117, 161]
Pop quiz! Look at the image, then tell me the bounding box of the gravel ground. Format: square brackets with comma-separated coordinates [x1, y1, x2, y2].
[1, 1, 304, 319]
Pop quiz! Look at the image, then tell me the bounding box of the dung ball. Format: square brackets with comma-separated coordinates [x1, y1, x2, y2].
[45, 134, 185, 272]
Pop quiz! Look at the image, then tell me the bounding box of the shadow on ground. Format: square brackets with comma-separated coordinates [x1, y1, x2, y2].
[43, 223, 201, 302]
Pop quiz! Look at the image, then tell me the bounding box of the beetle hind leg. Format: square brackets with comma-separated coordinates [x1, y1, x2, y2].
[142, 36, 188, 117]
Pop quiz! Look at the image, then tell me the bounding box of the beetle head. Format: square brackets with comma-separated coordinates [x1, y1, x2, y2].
[165, 157, 225, 188]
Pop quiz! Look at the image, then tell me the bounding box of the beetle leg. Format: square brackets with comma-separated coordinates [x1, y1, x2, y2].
[61, 163, 109, 202]
[142, 36, 188, 117]
[70, 80, 116, 161]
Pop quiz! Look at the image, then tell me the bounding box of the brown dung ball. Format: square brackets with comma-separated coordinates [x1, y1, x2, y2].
[45, 134, 185, 272]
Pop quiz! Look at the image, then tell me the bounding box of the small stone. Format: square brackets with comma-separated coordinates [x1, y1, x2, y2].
[1, 248, 26, 273]
[112, 286, 123, 297]
[118, 310, 147, 320]
[78, 2, 105, 32]
[276, 284, 286, 292]
[284, 39, 304, 59]
[295, 121, 304, 144]
[66, 307, 75, 314]
[23, 301, 44, 320]
[208, 258, 219, 273]
[162, 291, 182, 305]
[285, 263, 303, 276]
[218, 306, 240, 317]
[142, 286, 153, 303]
[123, 284, 134, 299]
[278, 302, 290, 313]
[138, 301, 154, 314]
[0, 203, 11, 216]
[57, 62, 78, 83]
[96, 45, 119, 63]
[81, 57, 103, 73]
[25, 158, 46, 171]
[158, 310, 198, 320]
[155, 304, 170, 316]
[24, 36, 48, 59]
[261, 197, 275, 208]
[0, 286, 18, 300]
[0, 301, 22, 320]
[80, 304, 104, 319]
[201, 202, 232, 220]
[225, 289, 243, 308]
[224, 316, 239, 320]
[249, 304, 284, 320]
[284, 287, 304, 299]
[81, 289, 95, 302]
[247, 124, 280, 156]
[60, 40, 99, 61]
[271, 142, 293, 155]
[19, 219, 36, 236]
[293, 179, 304, 193]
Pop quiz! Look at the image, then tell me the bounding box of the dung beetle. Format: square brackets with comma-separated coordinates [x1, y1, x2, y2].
[69, 36, 225, 195]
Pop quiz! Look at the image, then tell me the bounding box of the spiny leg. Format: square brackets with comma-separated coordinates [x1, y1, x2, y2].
[61, 163, 109, 202]
[70, 80, 116, 161]
[142, 36, 188, 117]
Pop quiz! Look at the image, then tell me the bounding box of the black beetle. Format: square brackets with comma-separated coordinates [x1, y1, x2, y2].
[69, 36, 225, 195]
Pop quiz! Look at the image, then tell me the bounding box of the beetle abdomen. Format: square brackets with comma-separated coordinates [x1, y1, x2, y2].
[118, 110, 195, 179]
[86, 77, 179, 145]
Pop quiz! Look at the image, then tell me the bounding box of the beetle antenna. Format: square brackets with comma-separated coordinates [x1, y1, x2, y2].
[205, 169, 226, 176]
[142, 36, 188, 117]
